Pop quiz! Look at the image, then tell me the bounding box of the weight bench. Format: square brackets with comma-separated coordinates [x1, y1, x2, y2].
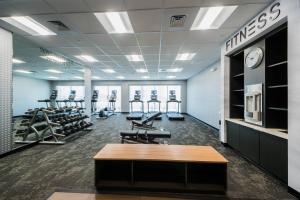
[120, 129, 171, 144]
[131, 112, 162, 130]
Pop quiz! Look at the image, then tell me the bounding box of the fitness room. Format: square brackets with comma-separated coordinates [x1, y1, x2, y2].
[0, 0, 300, 199]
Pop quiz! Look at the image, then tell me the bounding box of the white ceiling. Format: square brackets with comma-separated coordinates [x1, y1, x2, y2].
[0, 0, 273, 80]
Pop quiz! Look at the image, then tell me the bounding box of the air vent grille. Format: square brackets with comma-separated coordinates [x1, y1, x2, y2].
[48, 20, 70, 31]
[170, 15, 186, 27]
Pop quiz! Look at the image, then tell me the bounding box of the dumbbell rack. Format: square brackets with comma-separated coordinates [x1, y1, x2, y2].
[15, 108, 50, 144]
[15, 107, 93, 145]
[39, 108, 93, 145]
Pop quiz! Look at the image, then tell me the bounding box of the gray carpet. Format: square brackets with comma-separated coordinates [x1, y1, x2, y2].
[0, 114, 295, 200]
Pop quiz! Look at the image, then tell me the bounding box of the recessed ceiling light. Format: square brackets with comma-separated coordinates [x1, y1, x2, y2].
[167, 75, 176, 79]
[0, 16, 56, 36]
[136, 68, 148, 73]
[44, 69, 63, 74]
[94, 12, 134, 34]
[78, 69, 85, 73]
[159, 68, 183, 73]
[14, 69, 32, 74]
[92, 76, 101, 79]
[13, 58, 25, 64]
[73, 76, 83, 79]
[40, 55, 67, 63]
[75, 55, 98, 63]
[142, 76, 150, 79]
[191, 6, 238, 30]
[116, 76, 125, 79]
[125, 55, 144, 62]
[175, 53, 196, 61]
[48, 76, 59, 79]
[102, 69, 116, 73]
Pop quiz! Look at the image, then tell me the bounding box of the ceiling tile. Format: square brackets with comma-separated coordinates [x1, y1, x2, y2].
[85, 0, 125, 12]
[44, 0, 90, 12]
[129, 9, 162, 33]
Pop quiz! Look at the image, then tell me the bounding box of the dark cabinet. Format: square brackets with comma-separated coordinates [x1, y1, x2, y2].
[239, 126, 260, 164]
[227, 122, 240, 150]
[226, 121, 287, 183]
[260, 133, 287, 182]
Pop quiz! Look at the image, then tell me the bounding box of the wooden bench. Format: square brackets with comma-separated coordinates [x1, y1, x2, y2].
[94, 144, 228, 195]
[48, 192, 189, 200]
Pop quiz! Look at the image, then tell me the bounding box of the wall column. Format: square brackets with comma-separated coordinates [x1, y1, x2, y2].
[84, 67, 92, 122]
[0, 28, 13, 154]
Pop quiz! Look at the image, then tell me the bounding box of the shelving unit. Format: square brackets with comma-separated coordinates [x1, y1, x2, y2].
[230, 51, 244, 119]
[265, 25, 288, 129]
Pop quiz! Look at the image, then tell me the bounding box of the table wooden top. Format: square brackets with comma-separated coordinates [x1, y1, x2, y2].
[48, 192, 190, 200]
[94, 144, 228, 163]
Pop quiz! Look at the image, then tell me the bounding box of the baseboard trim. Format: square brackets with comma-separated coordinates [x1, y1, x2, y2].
[288, 187, 300, 199]
[186, 113, 219, 132]
[0, 141, 39, 159]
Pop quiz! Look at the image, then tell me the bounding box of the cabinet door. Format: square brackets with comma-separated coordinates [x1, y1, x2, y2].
[260, 133, 287, 182]
[226, 122, 240, 150]
[239, 126, 260, 164]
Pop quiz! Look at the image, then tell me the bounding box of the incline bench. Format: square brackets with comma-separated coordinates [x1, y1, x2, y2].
[94, 144, 228, 195]
[120, 112, 171, 143]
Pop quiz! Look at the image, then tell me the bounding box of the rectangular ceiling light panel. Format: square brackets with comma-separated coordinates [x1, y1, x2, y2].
[94, 12, 134, 33]
[159, 68, 183, 73]
[45, 69, 63, 74]
[136, 68, 148, 73]
[116, 76, 125, 79]
[175, 53, 196, 61]
[14, 69, 32, 74]
[75, 55, 98, 62]
[191, 6, 237, 30]
[40, 55, 67, 63]
[126, 55, 144, 62]
[1, 16, 56, 35]
[13, 58, 25, 64]
[102, 69, 116, 73]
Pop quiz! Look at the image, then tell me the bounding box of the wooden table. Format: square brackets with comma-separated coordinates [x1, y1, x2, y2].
[94, 144, 228, 195]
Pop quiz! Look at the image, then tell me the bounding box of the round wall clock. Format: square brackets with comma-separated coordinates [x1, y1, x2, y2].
[245, 47, 264, 69]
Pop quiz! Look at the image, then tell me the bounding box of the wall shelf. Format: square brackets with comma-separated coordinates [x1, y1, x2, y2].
[233, 89, 244, 92]
[268, 107, 288, 111]
[267, 61, 287, 68]
[233, 73, 244, 78]
[268, 85, 288, 89]
[232, 104, 244, 108]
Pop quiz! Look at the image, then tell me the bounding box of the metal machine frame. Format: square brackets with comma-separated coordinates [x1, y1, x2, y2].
[127, 90, 144, 120]
[166, 90, 184, 120]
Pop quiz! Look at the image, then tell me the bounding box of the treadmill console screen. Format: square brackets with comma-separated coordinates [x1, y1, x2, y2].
[169, 90, 176, 101]
[134, 90, 141, 100]
[151, 90, 157, 100]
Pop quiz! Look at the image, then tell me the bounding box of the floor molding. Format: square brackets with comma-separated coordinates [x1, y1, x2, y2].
[288, 187, 300, 199]
[0, 141, 39, 159]
[186, 113, 219, 132]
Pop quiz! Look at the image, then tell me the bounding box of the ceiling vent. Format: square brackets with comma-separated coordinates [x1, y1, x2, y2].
[170, 15, 186, 27]
[47, 20, 70, 31]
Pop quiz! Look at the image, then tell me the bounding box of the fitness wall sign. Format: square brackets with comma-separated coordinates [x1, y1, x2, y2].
[225, 1, 284, 53]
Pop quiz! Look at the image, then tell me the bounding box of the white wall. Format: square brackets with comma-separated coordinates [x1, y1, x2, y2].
[187, 62, 220, 129]
[13, 75, 51, 116]
[50, 80, 187, 113]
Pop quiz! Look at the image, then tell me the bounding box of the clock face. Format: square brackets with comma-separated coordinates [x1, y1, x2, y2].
[245, 47, 264, 69]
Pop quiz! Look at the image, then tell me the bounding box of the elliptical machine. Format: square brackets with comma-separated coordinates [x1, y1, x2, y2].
[166, 90, 184, 120]
[91, 90, 99, 115]
[98, 90, 117, 119]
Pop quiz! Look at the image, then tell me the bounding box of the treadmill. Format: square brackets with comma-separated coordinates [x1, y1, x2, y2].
[127, 90, 144, 120]
[147, 90, 161, 120]
[166, 90, 184, 120]
[38, 89, 58, 108]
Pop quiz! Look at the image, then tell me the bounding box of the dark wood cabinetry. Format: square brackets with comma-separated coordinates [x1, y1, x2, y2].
[226, 121, 287, 182]
[239, 126, 260, 164]
[260, 133, 287, 182]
